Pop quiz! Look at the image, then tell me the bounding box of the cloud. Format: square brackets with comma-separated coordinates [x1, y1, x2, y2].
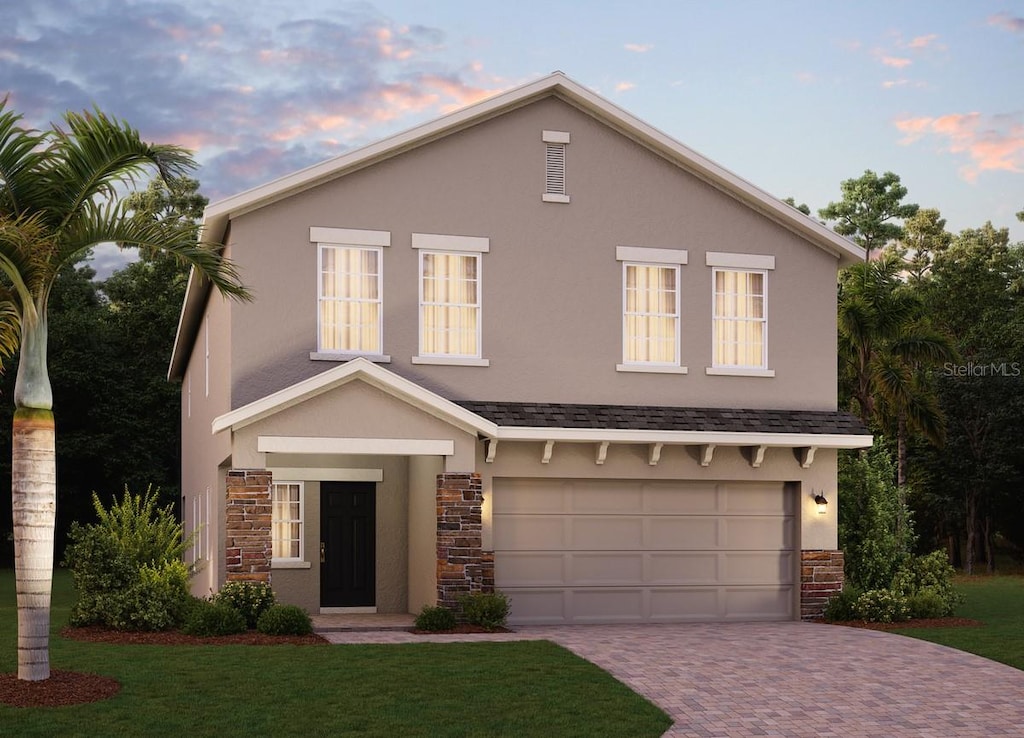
[795, 71, 816, 84]
[880, 55, 912, 68]
[988, 12, 1024, 33]
[0, 1, 510, 200]
[894, 112, 1024, 182]
[907, 34, 940, 49]
[614, 81, 635, 92]
[624, 43, 653, 53]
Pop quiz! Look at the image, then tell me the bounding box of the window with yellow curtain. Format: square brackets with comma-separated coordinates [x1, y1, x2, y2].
[623, 263, 679, 364]
[712, 268, 766, 367]
[420, 251, 480, 357]
[272, 482, 302, 560]
[319, 245, 381, 353]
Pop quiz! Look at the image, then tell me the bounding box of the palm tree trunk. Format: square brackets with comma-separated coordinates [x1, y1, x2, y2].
[12, 312, 56, 681]
[12, 407, 55, 681]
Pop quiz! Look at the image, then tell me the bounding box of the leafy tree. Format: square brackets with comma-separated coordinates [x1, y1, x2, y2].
[888, 208, 953, 283]
[0, 102, 247, 681]
[782, 196, 811, 216]
[819, 170, 919, 261]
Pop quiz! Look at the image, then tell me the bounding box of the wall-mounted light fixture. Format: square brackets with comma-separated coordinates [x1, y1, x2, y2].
[813, 491, 828, 515]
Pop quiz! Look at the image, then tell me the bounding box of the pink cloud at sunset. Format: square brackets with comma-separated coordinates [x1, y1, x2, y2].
[880, 55, 912, 69]
[907, 34, 940, 49]
[988, 12, 1024, 33]
[624, 43, 653, 53]
[895, 113, 1024, 182]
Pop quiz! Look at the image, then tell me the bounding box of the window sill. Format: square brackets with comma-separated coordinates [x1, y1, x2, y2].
[616, 364, 688, 375]
[705, 367, 775, 377]
[411, 356, 490, 367]
[271, 560, 312, 569]
[310, 352, 391, 363]
[542, 194, 570, 204]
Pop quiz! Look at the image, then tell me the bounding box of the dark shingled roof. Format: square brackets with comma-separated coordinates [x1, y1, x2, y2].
[455, 401, 869, 436]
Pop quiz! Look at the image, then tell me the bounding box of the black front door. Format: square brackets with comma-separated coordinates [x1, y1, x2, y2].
[320, 482, 376, 607]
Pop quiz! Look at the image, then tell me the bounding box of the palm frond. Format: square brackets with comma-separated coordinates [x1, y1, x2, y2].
[0, 100, 49, 217]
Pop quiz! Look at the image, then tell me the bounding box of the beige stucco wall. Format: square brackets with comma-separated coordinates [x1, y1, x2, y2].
[180, 282, 233, 597]
[478, 442, 839, 552]
[225, 95, 839, 413]
[408, 455, 442, 612]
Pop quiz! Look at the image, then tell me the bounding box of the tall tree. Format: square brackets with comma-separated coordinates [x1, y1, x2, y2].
[0, 102, 247, 681]
[819, 170, 920, 261]
[889, 208, 953, 283]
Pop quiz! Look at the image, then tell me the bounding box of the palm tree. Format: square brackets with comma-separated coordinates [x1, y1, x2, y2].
[0, 101, 248, 681]
[837, 255, 956, 510]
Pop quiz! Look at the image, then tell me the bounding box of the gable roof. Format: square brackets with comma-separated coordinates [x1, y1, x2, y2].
[213, 358, 872, 450]
[169, 71, 862, 380]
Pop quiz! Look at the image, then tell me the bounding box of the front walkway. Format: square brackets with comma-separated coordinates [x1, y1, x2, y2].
[319, 621, 1024, 737]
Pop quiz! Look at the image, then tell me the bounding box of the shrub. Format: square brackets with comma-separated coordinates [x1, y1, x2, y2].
[257, 605, 313, 636]
[65, 489, 196, 632]
[214, 581, 276, 629]
[893, 550, 964, 617]
[182, 600, 248, 636]
[458, 591, 510, 631]
[414, 605, 456, 631]
[823, 586, 862, 622]
[855, 589, 910, 623]
[907, 587, 950, 619]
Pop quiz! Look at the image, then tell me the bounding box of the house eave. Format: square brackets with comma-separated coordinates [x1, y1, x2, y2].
[491, 426, 873, 448]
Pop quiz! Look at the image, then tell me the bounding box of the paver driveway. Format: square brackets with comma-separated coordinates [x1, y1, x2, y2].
[323, 621, 1024, 737]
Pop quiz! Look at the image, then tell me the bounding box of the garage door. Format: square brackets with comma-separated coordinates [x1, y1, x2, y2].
[493, 478, 795, 624]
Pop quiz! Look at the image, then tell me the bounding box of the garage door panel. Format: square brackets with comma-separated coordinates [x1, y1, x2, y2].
[493, 478, 795, 624]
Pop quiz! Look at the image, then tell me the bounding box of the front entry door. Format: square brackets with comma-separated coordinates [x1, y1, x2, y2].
[320, 482, 376, 608]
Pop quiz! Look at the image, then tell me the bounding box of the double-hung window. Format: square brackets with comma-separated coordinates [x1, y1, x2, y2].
[706, 251, 774, 376]
[271, 482, 303, 561]
[412, 233, 490, 366]
[310, 227, 390, 361]
[615, 246, 688, 373]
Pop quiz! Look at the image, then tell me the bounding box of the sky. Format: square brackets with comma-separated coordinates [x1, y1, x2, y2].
[2, 0, 1022, 275]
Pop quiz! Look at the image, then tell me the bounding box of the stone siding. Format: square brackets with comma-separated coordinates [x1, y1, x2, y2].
[800, 549, 844, 620]
[225, 469, 273, 584]
[436, 473, 493, 610]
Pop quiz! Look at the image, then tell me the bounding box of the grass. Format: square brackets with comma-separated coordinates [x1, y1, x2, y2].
[892, 575, 1024, 671]
[0, 569, 671, 737]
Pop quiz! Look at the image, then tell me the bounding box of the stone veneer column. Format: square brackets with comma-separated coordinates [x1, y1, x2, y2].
[225, 469, 273, 584]
[436, 473, 493, 610]
[800, 550, 844, 620]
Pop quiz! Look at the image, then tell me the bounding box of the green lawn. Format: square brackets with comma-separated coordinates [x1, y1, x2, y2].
[892, 575, 1024, 670]
[0, 570, 671, 737]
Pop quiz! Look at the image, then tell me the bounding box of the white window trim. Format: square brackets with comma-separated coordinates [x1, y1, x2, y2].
[315, 243, 384, 356]
[414, 249, 486, 363]
[710, 266, 771, 373]
[705, 251, 775, 270]
[271, 481, 305, 565]
[620, 261, 685, 372]
[411, 233, 489, 253]
[543, 130, 570, 204]
[616, 246, 688, 265]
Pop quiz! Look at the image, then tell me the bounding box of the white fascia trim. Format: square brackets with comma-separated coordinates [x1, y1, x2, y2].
[542, 130, 571, 143]
[491, 426, 873, 449]
[616, 246, 688, 265]
[267, 467, 384, 482]
[705, 252, 775, 270]
[258, 436, 456, 456]
[310, 227, 391, 247]
[211, 357, 497, 437]
[411, 233, 490, 252]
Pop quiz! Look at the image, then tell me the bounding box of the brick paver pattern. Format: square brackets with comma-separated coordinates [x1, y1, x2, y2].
[321, 621, 1024, 738]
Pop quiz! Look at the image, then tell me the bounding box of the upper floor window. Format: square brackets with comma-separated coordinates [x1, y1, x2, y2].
[712, 268, 767, 369]
[412, 232, 490, 366]
[615, 246, 688, 374]
[272, 482, 303, 561]
[705, 251, 774, 376]
[310, 226, 391, 361]
[319, 245, 382, 354]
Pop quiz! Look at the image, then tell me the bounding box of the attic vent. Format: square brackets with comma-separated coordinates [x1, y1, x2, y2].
[542, 130, 570, 203]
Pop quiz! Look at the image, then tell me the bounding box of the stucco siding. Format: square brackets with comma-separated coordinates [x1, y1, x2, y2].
[226, 96, 839, 413]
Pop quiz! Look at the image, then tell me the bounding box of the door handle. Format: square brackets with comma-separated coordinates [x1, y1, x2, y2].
[320, 542, 326, 563]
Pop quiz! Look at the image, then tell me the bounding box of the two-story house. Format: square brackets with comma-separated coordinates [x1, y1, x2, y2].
[170, 72, 870, 624]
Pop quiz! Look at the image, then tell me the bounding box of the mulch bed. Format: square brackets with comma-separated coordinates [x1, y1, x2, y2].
[829, 616, 983, 631]
[0, 626, 328, 709]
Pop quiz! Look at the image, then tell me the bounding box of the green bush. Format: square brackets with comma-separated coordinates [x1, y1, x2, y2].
[855, 589, 910, 623]
[257, 605, 313, 636]
[907, 587, 950, 619]
[823, 586, 862, 622]
[214, 581, 276, 628]
[64, 488, 196, 631]
[458, 591, 510, 631]
[414, 605, 456, 631]
[182, 600, 248, 636]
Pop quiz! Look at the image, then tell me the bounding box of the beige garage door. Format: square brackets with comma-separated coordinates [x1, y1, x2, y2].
[493, 479, 795, 624]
